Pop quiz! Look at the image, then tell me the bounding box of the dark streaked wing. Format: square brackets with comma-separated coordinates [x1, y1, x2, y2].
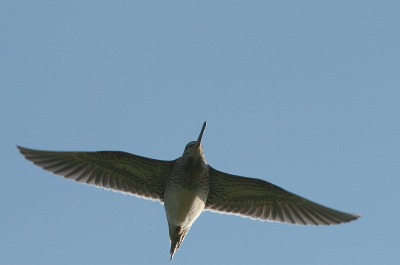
[205, 167, 361, 225]
[18, 146, 175, 203]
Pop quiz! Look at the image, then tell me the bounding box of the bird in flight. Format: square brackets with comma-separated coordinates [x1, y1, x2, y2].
[18, 122, 360, 261]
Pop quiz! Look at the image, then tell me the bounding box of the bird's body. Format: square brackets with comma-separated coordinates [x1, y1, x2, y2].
[164, 129, 210, 259]
[18, 122, 361, 260]
[165, 141, 209, 226]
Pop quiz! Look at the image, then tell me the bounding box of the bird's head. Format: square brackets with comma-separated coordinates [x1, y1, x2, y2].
[182, 121, 207, 161]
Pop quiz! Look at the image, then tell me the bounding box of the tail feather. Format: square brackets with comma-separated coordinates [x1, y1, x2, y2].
[169, 226, 189, 261]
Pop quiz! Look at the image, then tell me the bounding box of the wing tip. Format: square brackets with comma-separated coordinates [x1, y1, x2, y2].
[17, 145, 36, 156]
[16, 145, 25, 152]
[350, 213, 362, 220]
[17, 145, 32, 158]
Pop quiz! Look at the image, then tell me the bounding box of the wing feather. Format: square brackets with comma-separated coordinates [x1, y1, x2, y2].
[18, 146, 175, 203]
[205, 167, 360, 225]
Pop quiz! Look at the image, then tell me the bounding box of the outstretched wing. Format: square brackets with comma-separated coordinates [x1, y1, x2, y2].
[205, 167, 361, 225]
[18, 146, 175, 203]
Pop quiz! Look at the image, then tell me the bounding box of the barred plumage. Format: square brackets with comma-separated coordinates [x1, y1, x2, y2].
[18, 121, 360, 261]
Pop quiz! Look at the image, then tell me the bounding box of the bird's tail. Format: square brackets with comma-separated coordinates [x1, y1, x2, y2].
[169, 225, 189, 261]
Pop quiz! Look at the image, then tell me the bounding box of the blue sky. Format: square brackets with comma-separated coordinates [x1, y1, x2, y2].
[1, 1, 399, 264]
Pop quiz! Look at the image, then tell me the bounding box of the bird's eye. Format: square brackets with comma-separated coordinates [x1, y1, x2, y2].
[185, 142, 195, 149]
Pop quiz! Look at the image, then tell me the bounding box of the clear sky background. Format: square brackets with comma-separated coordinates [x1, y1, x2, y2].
[1, 1, 399, 264]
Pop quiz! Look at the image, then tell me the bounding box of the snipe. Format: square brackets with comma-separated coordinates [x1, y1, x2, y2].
[18, 122, 360, 261]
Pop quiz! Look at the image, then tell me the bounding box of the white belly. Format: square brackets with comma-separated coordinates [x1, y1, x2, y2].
[164, 188, 206, 228]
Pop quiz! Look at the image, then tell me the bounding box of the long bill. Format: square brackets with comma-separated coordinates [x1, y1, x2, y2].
[194, 121, 207, 149]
